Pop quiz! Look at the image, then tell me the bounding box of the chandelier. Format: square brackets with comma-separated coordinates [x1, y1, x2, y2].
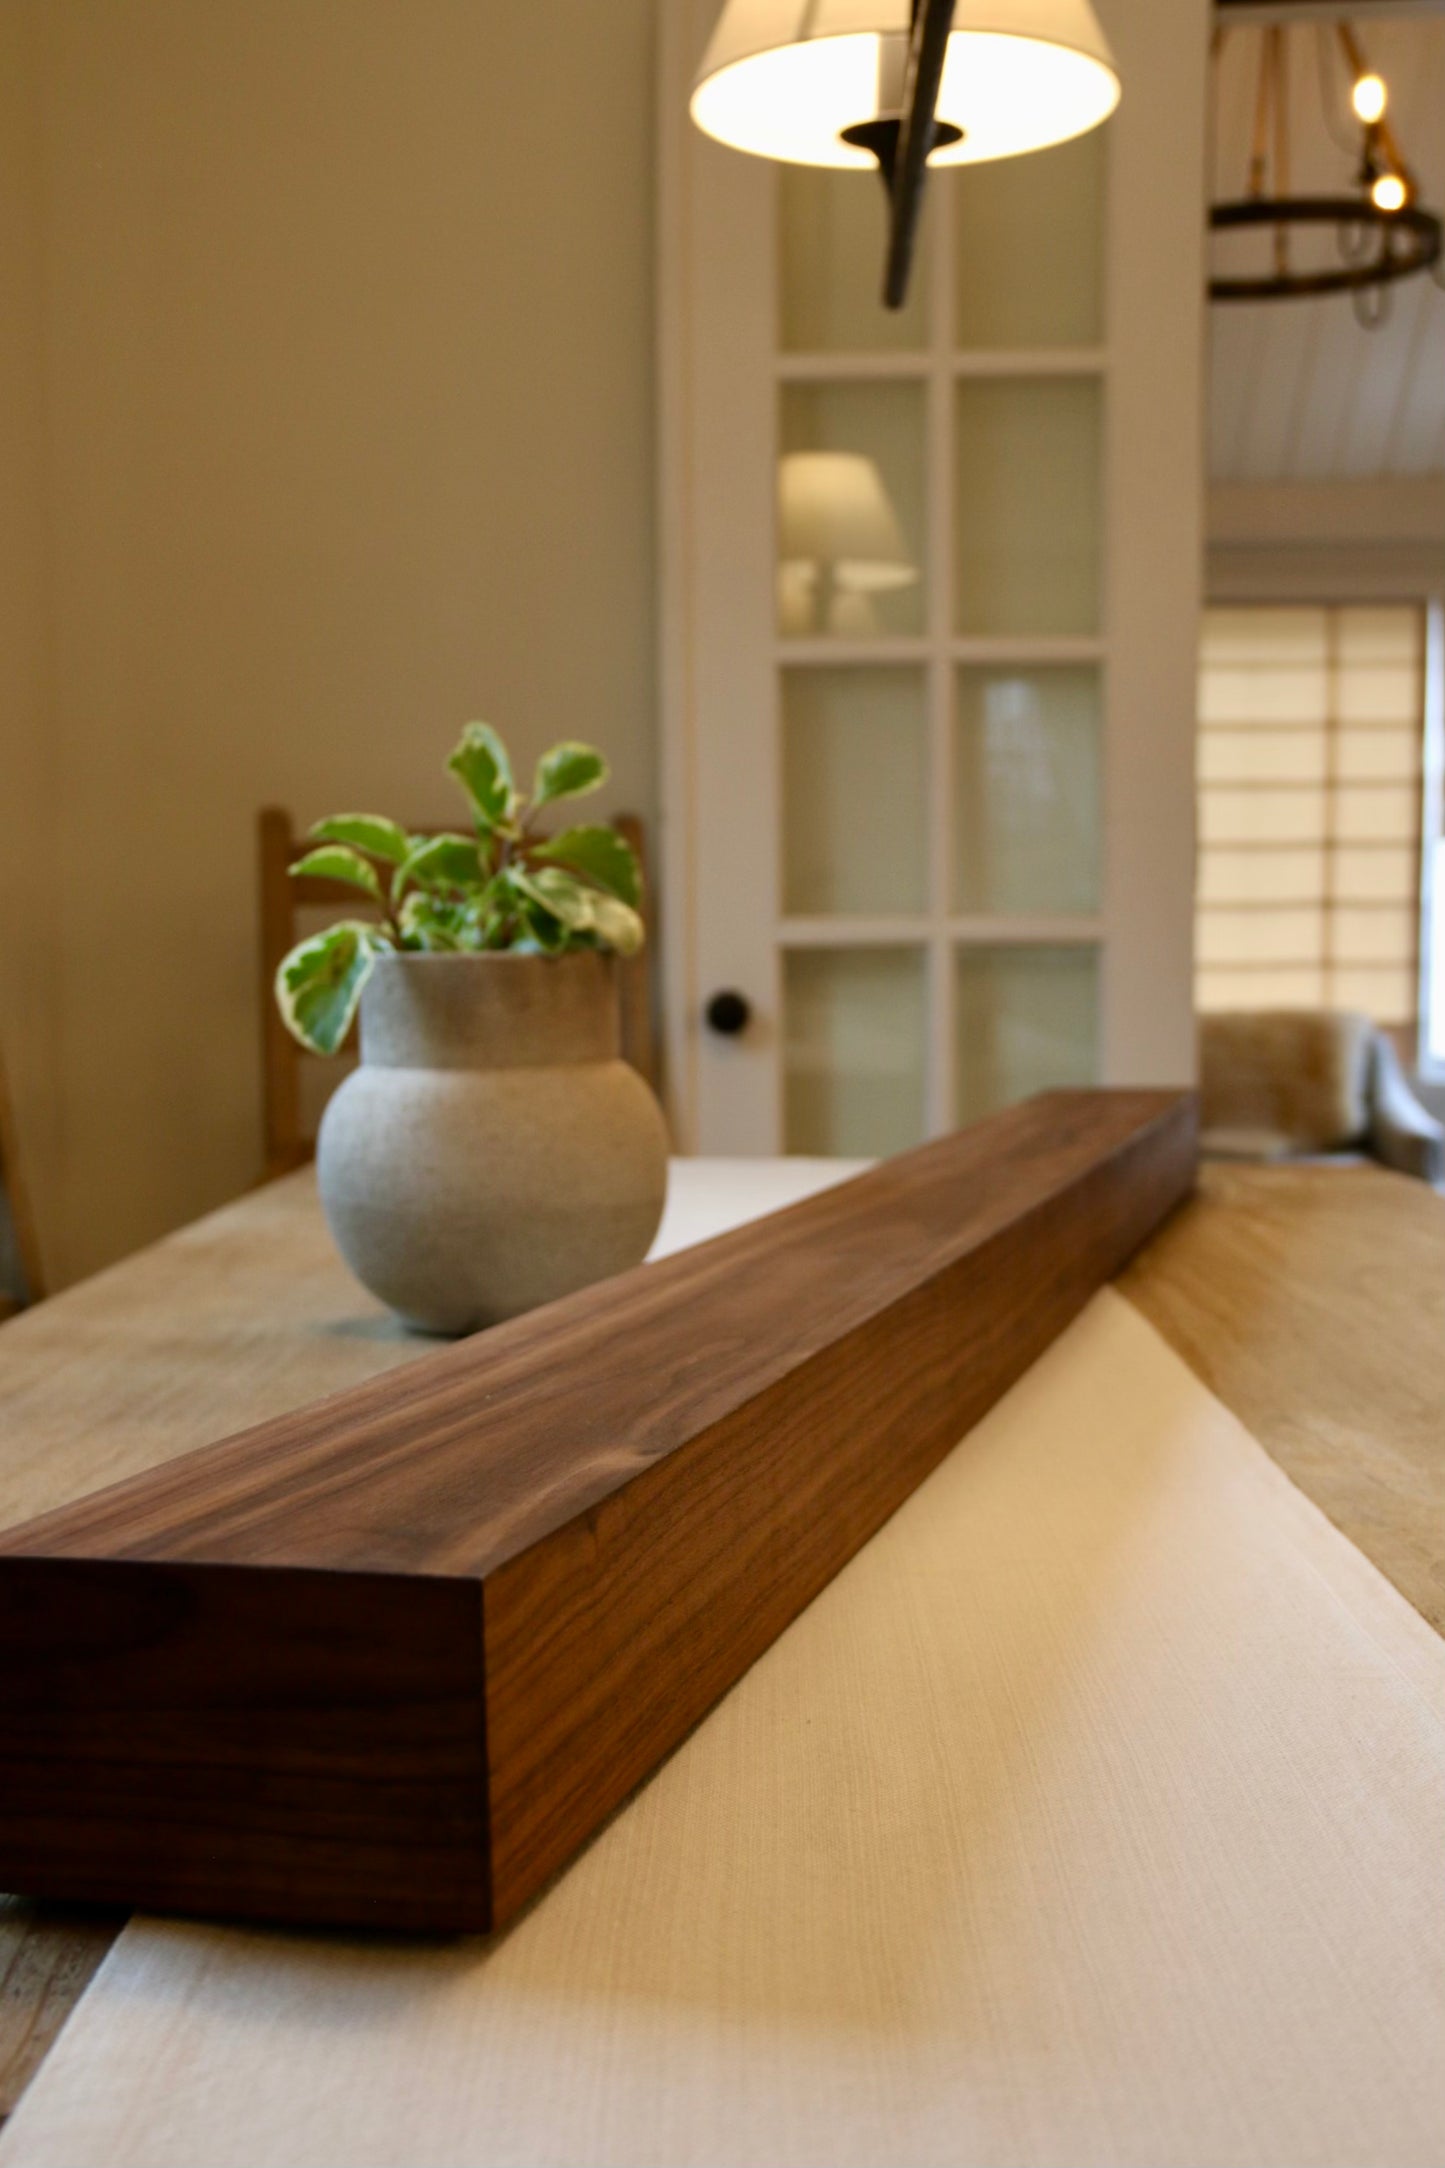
[1209, 16, 1443, 326]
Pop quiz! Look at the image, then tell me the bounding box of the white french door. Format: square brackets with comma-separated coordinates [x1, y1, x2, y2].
[659, 0, 1208, 1155]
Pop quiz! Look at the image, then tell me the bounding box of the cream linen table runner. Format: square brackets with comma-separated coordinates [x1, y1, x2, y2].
[2, 1175, 1444, 2167]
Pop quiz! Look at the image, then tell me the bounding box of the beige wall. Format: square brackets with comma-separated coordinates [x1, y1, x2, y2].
[0, 0, 61, 1280]
[1, 0, 657, 1286]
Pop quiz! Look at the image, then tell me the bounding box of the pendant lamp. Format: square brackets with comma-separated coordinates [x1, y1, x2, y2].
[691, 0, 1119, 171]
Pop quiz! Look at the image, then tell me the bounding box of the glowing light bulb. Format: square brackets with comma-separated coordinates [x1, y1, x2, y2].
[1372, 171, 1407, 213]
[1352, 73, 1387, 125]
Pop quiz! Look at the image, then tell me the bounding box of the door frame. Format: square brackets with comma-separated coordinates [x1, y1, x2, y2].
[656, 0, 1209, 1154]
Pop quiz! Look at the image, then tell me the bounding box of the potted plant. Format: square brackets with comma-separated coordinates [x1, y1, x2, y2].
[276, 722, 667, 1335]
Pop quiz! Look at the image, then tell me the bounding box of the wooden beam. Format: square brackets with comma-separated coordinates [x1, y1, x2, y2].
[0, 1091, 1195, 1934]
[1209, 478, 1445, 548]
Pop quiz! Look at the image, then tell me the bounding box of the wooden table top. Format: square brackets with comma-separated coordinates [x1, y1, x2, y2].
[0, 1156, 1441, 2131]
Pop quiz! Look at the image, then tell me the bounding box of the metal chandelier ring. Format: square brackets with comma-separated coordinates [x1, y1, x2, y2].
[1209, 195, 1443, 300]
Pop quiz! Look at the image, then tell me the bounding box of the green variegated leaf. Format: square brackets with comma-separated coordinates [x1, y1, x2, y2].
[532, 741, 608, 810]
[510, 865, 644, 957]
[274, 921, 388, 1055]
[514, 892, 571, 954]
[532, 824, 641, 908]
[447, 723, 516, 829]
[395, 832, 485, 895]
[509, 862, 595, 931]
[459, 873, 513, 950]
[501, 866, 581, 956]
[585, 890, 645, 957]
[288, 845, 384, 903]
[273, 724, 635, 1010]
[307, 813, 411, 865]
[399, 892, 466, 950]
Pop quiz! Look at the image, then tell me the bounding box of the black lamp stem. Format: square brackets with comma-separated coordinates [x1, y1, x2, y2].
[884, 0, 958, 307]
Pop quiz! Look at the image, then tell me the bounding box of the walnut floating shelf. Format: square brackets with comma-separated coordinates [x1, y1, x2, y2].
[0, 1090, 1195, 1933]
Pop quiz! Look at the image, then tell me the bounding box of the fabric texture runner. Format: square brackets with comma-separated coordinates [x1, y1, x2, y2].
[4, 1289, 1444, 2168]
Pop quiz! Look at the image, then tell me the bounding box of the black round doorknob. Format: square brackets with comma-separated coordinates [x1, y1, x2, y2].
[704, 989, 752, 1036]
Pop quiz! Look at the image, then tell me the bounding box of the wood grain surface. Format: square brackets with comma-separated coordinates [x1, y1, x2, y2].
[0, 1171, 431, 1538]
[0, 1899, 121, 2125]
[1, 1143, 1440, 2128]
[1121, 1157, 1445, 1636]
[483, 1091, 1194, 1915]
[0, 1091, 1195, 1936]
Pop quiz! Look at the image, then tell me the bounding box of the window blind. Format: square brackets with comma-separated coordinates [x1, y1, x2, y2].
[1196, 604, 1424, 1025]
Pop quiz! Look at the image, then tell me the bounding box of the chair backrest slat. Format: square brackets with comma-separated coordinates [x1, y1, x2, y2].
[0, 1045, 46, 1315]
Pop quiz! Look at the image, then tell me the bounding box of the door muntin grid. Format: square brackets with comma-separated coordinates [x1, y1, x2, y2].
[777, 143, 1109, 1153]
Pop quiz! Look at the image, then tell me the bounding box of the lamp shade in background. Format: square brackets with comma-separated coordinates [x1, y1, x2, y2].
[691, 0, 1119, 169]
[779, 452, 916, 590]
[778, 451, 917, 633]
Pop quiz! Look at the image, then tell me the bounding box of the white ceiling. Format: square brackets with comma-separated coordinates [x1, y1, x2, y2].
[1208, 13, 1445, 482]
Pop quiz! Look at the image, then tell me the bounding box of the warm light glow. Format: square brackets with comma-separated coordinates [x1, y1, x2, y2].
[692, 3, 1120, 169]
[1351, 72, 1387, 125]
[778, 452, 917, 590]
[1372, 172, 1407, 213]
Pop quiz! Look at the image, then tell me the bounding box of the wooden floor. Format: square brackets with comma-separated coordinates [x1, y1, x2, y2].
[0, 1156, 1442, 2124]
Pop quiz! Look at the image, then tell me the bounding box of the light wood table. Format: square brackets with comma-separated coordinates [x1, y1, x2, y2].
[0, 1156, 1440, 2131]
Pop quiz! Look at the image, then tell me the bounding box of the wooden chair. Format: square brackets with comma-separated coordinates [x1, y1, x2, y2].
[259, 806, 657, 1181]
[0, 1043, 46, 1317]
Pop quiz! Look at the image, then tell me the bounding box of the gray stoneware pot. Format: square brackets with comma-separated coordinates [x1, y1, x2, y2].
[316, 949, 668, 1335]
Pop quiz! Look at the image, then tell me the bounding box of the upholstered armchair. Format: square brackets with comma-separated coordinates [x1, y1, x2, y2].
[1199, 1010, 1445, 1186]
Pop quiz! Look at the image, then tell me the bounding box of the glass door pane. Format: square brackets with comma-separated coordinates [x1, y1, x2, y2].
[780, 168, 928, 353]
[765, 89, 1114, 1156]
[780, 382, 927, 638]
[954, 946, 1098, 1119]
[953, 132, 1105, 349]
[784, 948, 927, 1155]
[783, 668, 928, 915]
[954, 377, 1102, 636]
[954, 666, 1101, 915]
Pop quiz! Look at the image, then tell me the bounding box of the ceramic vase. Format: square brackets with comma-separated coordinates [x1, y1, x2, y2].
[316, 950, 668, 1333]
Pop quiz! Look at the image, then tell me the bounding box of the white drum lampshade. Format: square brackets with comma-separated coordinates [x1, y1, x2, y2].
[778, 451, 918, 632]
[779, 452, 918, 592]
[691, 0, 1119, 168]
